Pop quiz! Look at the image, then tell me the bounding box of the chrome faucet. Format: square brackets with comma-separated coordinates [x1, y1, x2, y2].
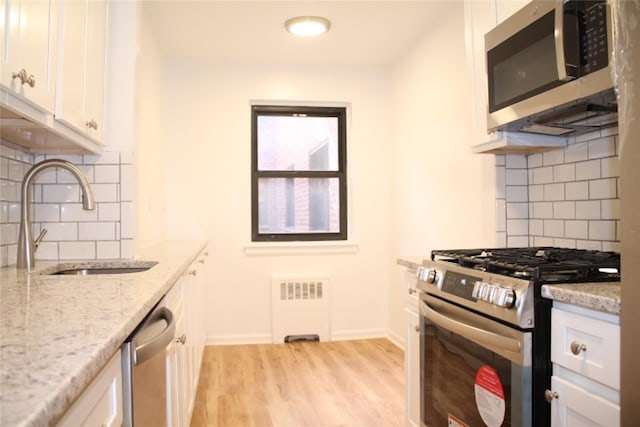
[17, 159, 95, 271]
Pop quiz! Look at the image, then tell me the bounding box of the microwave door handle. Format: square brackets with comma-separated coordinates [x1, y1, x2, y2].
[554, 4, 571, 81]
[420, 298, 521, 354]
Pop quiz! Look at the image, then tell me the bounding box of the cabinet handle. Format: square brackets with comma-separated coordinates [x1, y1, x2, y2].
[86, 119, 98, 130]
[204, 252, 209, 256]
[176, 334, 187, 345]
[544, 389, 559, 403]
[570, 341, 587, 355]
[188, 270, 197, 276]
[12, 69, 36, 87]
[197, 259, 205, 264]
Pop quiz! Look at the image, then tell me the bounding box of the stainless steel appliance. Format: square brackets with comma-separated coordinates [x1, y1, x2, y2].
[416, 247, 620, 427]
[122, 297, 176, 427]
[485, 0, 616, 136]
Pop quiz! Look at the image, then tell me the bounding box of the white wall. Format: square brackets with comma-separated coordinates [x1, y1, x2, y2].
[161, 60, 394, 343]
[388, 2, 496, 343]
[135, 9, 168, 252]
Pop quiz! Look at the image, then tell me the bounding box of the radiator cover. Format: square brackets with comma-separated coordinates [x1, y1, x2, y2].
[271, 277, 330, 343]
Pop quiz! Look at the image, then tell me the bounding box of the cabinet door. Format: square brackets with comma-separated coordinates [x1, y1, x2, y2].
[495, 0, 528, 24]
[405, 308, 420, 427]
[56, 0, 108, 143]
[550, 376, 620, 427]
[1, 0, 57, 113]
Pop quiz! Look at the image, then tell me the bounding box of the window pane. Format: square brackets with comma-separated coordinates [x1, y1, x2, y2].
[257, 115, 339, 171]
[258, 177, 340, 234]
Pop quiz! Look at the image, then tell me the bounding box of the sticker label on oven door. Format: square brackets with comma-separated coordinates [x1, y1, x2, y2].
[474, 365, 505, 427]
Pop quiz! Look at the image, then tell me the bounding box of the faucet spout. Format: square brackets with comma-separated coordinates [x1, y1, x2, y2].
[17, 159, 95, 271]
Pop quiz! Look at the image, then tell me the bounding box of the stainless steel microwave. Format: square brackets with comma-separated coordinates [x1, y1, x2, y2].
[485, 0, 617, 136]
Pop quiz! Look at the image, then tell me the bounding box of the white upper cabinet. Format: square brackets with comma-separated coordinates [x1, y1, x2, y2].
[495, 0, 529, 24]
[0, 0, 58, 117]
[56, 0, 109, 144]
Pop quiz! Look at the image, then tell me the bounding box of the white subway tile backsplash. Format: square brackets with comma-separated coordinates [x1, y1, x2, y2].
[534, 236, 554, 246]
[543, 149, 564, 166]
[505, 169, 527, 185]
[588, 136, 616, 159]
[60, 203, 99, 222]
[42, 184, 80, 203]
[507, 236, 529, 247]
[506, 186, 528, 202]
[554, 238, 576, 248]
[1, 141, 135, 266]
[121, 202, 133, 239]
[565, 181, 589, 200]
[590, 178, 617, 199]
[79, 222, 116, 240]
[528, 153, 542, 168]
[532, 166, 553, 184]
[576, 159, 601, 180]
[506, 202, 528, 219]
[529, 219, 543, 235]
[34, 204, 60, 222]
[601, 199, 621, 220]
[94, 165, 120, 183]
[97, 241, 120, 259]
[589, 220, 616, 241]
[603, 241, 621, 252]
[506, 155, 527, 168]
[59, 242, 96, 260]
[529, 185, 543, 202]
[601, 157, 620, 178]
[507, 219, 528, 235]
[543, 183, 564, 201]
[532, 202, 553, 219]
[553, 164, 575, 182]
[565, 143, 588, 163]
[42, 223, 78, 240]
[544, 220, 564, 237]
[496, 199, 506, 232]
[553, 201, 575, 219]
[45, 154, 83, 164]
[91, 184, 118, 203]
[495, 155, 506, 167]
[98, 203, 120, 221]
[576, 201, 601, 219]
[565, 220, 588, 239]
[577, 240, 602, 251]
[496, 166, 506, 198]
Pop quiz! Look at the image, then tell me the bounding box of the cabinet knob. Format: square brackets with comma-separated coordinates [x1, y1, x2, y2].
[176, 334, 187, 345]
[188, 270, 197, 276]
[197, 259, 205, 264]
[414, 325, 420, 332]
[12, 69, 36, 87]
[86, 119, 98, 130]
[408, 288, 417, 295]
[570, 341, 587, 355]
[544, 389, 559, 403]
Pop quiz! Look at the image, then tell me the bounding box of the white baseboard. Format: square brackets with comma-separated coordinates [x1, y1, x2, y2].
[386, 329, 405, 350]
[206, 334, 271, 345]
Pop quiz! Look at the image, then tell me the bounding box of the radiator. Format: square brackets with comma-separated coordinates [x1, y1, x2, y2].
[271, 277, 330, 343]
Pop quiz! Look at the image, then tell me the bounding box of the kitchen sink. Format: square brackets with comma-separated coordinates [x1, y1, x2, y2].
[40, 261, 158, 276]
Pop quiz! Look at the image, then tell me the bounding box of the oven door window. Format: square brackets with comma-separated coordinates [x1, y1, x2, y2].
[421, 316, 531, 427]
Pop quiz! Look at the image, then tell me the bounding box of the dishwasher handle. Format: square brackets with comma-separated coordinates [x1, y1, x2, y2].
[132, 306, 175, 366]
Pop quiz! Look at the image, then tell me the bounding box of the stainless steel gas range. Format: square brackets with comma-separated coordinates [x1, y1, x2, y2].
[415, 247, 620, 427]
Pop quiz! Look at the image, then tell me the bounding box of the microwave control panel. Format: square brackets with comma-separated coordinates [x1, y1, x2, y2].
[579, 0, 608, 74]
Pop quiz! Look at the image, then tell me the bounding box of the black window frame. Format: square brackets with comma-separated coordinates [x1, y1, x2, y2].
[251, 105, 348, 242]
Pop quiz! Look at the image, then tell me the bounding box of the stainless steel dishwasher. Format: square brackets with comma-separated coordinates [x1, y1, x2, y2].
[121, 297, 176, 427]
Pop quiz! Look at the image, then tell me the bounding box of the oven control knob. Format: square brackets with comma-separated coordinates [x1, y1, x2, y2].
[494, 287, 516, 308]
[426, 269, 439, 284]
[486, 284, 499, 303]
[472, 281, 487, 300]
[416, 266, 425, 280]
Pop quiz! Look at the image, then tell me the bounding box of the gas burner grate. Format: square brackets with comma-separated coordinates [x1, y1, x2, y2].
[431, 247, 620, 282]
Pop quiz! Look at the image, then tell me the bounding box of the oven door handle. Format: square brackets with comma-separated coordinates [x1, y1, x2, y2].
[420, 298, 521, 354]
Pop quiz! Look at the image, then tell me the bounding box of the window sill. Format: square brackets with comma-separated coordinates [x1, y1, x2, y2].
[243, 241, 359, 256]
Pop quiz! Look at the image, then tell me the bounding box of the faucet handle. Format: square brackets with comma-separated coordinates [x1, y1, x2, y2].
[34, 228, 48, 249]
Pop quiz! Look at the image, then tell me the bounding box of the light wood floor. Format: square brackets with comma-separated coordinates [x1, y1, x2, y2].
[190, 338, 405, 427]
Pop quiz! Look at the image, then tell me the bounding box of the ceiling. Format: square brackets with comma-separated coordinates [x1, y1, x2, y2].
[142, 1, 453, 66]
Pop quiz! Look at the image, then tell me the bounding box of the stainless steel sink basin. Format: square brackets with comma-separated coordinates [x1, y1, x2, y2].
[40, 261, 158, 276]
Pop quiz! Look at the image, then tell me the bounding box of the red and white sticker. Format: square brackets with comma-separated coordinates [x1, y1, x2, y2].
[474, 365, 506, 427]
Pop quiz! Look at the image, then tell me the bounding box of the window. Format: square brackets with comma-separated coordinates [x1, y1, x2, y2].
[251, 105, 347, 241]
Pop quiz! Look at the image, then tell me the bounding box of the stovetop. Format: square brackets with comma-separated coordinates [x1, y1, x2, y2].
[431, 247, 620, 283]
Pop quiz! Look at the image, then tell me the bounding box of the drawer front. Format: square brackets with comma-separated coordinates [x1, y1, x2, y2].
[551, 308, 620, 390]
[550, 375, 620, 427]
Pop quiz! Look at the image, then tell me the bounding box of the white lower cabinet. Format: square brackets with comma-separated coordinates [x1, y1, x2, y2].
[56, 351, 123, 427]
[165, 247, 208, 426]
[549, 303, 620, 427]
[405, 307, 420, 427]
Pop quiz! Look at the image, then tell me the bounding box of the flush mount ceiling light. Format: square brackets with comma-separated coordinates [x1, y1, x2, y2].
[285, 16, 331, 36]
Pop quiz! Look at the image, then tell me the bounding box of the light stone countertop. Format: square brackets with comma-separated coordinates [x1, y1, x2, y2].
[0, 240, 207, 427]
[541, 282, 621, 315]
[396, 256, 426, 270]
